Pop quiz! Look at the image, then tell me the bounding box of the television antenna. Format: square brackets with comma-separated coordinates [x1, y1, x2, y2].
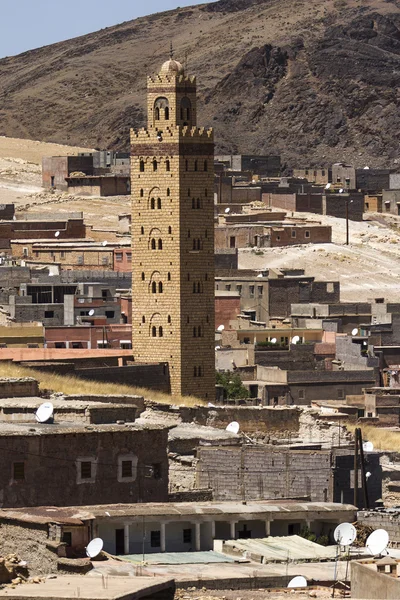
[332, 523, 357, 597]
[35, 402, 54, 424]
[86, 538, 104, 558]
[54, 231, 60, 238]
[271, 338, 277, 344]
[351, 328, 358, 336]
[217, 324, 225, 332]
[88, 309, 95, 316]
[224, 208, 230, 214]
[287, 576, 307, 588]
[339, 188, 344, 194]
[226, 421, 240, 434]
[325, 183, 331, 190]
[366, 529, 389, 556]
[292, 335, 300, 344]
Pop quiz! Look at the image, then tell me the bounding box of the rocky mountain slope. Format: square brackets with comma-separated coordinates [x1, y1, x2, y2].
[0, 0, 399, 168]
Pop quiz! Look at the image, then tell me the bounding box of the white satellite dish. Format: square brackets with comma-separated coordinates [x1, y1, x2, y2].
[271, 338, 277, 344]
[366, 471, 371, 479]
[226, 421, 240, 434]
[363, 441, 374, 452]
[224, 208, 230, 214]
[366, 529, 389, 556]
[88, 309, 95, 316]
[208, 402, 216, 408]
[257, 273, 263, 278]
[325, 183, 331, 190]
[55, 231, 60, 238]
[334, 522, 357, 546]
[86, 538, 104, 558]
[292, 335, 300, 344]
[215, 346, 221, 350]
[288, 576, 307, 588]
[102, 241, 108, 247]
[351, 328, 358, 336]
[35, 402, 54, 424]
[217, 324, 225, 332]
[364, 166, 370, 170]
[339, 188, 344, 194]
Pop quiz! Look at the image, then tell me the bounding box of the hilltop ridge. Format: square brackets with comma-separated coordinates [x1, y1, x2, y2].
[0, 0, 399, 167]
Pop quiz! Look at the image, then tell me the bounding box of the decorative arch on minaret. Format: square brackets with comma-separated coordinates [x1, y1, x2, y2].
[154, 97, 170, 125]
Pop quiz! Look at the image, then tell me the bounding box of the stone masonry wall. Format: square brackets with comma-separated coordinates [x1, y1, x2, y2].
[196, 446, 332, 501]
[179, 406, 300, 436]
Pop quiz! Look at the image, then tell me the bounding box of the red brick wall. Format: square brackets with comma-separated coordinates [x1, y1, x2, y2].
[215, 295, 241, 329]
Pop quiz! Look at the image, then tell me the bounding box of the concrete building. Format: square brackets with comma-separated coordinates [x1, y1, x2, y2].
[215, 154, 281, 177]
[197, 445, 381, 508]
[351, 558, 400, 599]
[214, 223, 332, 249]
[356, 168, 394, 192]
[215, 270, 340, 322]
[45, 324, 132, 349]
[131, 58, 215, 400]
[66, 174, 130, 196]
[382, 189, 400, 215]
[10, 240, 131, 271]
[332, 163, 356, 190]
[42, 156, 93, 190]
[292, 167, 331, 185]
[0, 501, 356, 556]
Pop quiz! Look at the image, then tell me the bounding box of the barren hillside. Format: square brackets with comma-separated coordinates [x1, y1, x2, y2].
[0, 0, 399, 167]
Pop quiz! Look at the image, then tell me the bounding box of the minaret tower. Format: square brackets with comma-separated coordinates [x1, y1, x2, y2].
[130, 57, 215, 400]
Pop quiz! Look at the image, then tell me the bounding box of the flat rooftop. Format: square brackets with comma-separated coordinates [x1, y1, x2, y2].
[0, 501, 357, 525]
[0, 576, 175, 600]
[0, 420, 166, 436]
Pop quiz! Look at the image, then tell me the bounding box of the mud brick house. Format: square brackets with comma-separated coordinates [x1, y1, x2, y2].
[356, 168, 394, 193]
[66, 174, 130, 196]
[238, 363, 378, 406]
[215, 270, 340, 322]
[215, 154, 281, 177]
[10, 240, 131, 271]
[214, 223, 331, 249]
[382, 189, 400, 215]
[0, 421, 169, 508]
[293, 167, 331, 185]
[332, 163, 356, 189]
[196, 445, 381, 509]
[362, 388, 400, 426]
[42, 156, 93, 190]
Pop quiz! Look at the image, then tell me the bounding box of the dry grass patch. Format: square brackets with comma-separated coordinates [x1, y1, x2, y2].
[0, 362, 205, 407]
[352, 423, 400, 452]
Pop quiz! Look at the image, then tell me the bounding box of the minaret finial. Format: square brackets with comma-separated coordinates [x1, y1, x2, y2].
[170, 41, 174, 60]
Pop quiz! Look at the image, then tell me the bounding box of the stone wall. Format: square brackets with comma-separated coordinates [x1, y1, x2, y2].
[358, 510, 400, 545]
[0, 378, 39, 398]
[0, 521, 57, 576]
[351, 560, 400, 599]
[0, 427, 169, 508]
[196, 446, 332, 501]
[179, 406, 300, 436]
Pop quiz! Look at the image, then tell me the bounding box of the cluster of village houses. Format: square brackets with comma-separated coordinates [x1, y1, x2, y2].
[2, 50, 400, 596]
[0, 149, 399, 597]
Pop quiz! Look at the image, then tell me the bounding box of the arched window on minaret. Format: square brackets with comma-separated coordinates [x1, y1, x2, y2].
[154, 97, 169, 125]
[180, 97, 192, 126]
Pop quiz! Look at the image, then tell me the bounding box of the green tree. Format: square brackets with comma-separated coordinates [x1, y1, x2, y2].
[216, 370, 248, 400]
